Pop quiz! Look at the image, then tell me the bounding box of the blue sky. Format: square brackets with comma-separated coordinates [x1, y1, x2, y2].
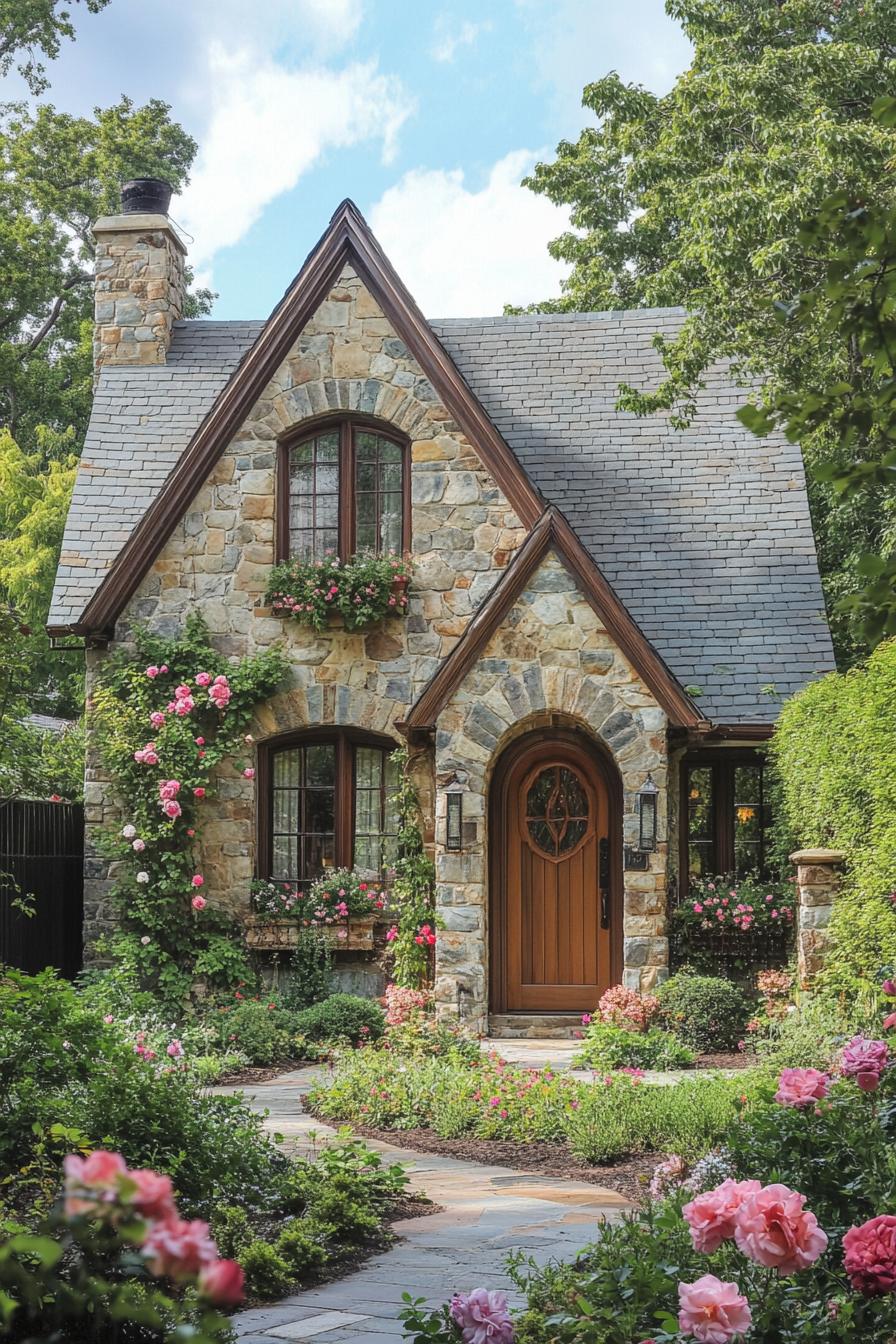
[9, 0, 692, 319]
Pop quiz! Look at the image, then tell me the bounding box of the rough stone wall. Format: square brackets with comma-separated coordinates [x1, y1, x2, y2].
[430, 552, 669, 1028]
[82, 266, 525, 947]
[93, 214, 186, 371]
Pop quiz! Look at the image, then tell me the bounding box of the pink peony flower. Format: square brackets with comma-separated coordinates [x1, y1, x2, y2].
[198, 1258, 245, 1305]
[132, 838, 145, 852]
[142, 1215, 219, 1280]
[449, 1289, 514, 1344]
[843, 1214, 896, 1296]
[677, 1275, 752, 1344]
[63, 1150, 129, 1218]
[166, 1039, 184, 1059]
[129, 1168, 176, 1221]
[194, 671, 212, 687]
[158, 779, 181, 800]
[191, 874, 204, 888]
[191, 895, 207, 911]
[734, 1183, 828, 1275]
[774, 1067, 830, 1108]
[683, 1180, 762, 1254]
[841, 1036, 890, 1092]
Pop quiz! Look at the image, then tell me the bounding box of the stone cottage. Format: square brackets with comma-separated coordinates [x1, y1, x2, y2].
[48, 190, 835, 1032]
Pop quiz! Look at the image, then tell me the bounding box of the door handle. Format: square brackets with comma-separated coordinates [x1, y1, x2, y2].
[599, 837, 610, 929]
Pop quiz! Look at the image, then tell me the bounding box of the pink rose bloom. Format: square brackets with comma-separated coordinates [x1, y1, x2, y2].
[243, 767, 255, 779]
[734, 1183, 828, 1274]
[842, 1036, 890, 1092]
[63, 1150, 129, 1218]
[145, 666, 160, 678]
[129, 1168, 176, 1221]
[191, 874, 204, 888]
[882, 979, 896, 997]
[150, 711, 166, 728]
[193, 786, 206, 798]
[166, 1039, 184, 1059]
[132, 838, 145, 852]
[683, 1179, 762, 1254]
[174, 684, 191, 699]
[385, 925, 398, 941]
[158, 779, 180, 800]
[142, 1215, 218, 1280]
[198, 1258, 245, 1305]
[677, 1275, 752, 1344]
[191, 894, 207, 911]
[449, 1289, 514, 1344]
[884, 1012, 896, 1032]
[162, 799, 182, 819]
[843, 1214, 896, 1296]
[195, 736, 205, 746]
[103, 1014, 114, 1024]
[174, 697, 194, 716]
[194, 671, 212, 687]
[774, 1068, 830, 1108]
[121, 824, 136, 839]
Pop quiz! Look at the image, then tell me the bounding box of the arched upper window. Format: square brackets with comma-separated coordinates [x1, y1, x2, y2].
[276, 418, 409, 562]
[257, 729, 400, 889]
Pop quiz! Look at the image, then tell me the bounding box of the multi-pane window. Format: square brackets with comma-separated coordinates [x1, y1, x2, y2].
[280, 421, 407, 562]
[264, 733, 399, 889]
[681, 753, 769, 891]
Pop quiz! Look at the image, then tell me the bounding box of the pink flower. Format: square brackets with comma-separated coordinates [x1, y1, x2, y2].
[843, 1215, 896, 1296]
[174, 684, 191, 699]
[162, 799, 182, 820]
[198, 1258, 245, 1305]
[158, 779, 181, 800]
[385, 925, 398, 942]
[129, 1168, 176, 1221]
[195, 736, 205, 746]
[150, 711, 166, 728]
[140, 935, 151, 945]
[132, 838, 145, 852]
[693, 903, 704, 914]
[683, 1180, 762, 1254]
[581, 1013, 592, 1026]
[191, 874, 204, 888]
[145, 666, 160, 678]
[142, 1215, 219, 1280]
[243, 767, 255, 779]
[166, 1039, 184, 1059]
[841, 1036, 890, 1092]
[884, 1013, 896, 1032]
[677, 1275, 752, 1344]
[882, 979, 896, 997]
[449, 1289, 514, 1344]
[194, 671, 212, 687]
[774, 1068, 830, 1108]
[191, 895, 207, 911]
[173, 696, 194, 715]
[103, 1014, 114, 1024]
[136, 871, 149, 884]
[63, 1150, 129, 1218]
[193, 786, 206, 798]
[734, 1183, 828, 1274]
[121, 825, 136, 839]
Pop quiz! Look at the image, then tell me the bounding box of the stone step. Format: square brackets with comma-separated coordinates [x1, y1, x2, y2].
[487, 1013, 583, 1039]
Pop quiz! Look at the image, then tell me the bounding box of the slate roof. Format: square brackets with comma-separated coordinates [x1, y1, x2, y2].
[49, 308, 835, 724]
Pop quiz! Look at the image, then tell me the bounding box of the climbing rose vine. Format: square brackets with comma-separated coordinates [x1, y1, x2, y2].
[92, 614, 287, 1008]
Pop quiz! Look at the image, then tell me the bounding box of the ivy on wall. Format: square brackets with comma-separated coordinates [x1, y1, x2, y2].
[91, 614, 288, 1009]
[386, 747, 437, 989]
[772, 638, 896, 993]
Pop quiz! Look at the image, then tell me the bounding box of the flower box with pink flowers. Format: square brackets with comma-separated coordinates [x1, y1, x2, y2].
[244, 913, 378, 951]
[264, 551, 412, 633]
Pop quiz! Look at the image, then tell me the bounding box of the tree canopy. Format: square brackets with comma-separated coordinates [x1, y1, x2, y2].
[0, 0, 109, 94]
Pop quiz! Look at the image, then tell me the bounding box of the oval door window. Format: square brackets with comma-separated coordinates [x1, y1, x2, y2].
[524, 764, 591, 860]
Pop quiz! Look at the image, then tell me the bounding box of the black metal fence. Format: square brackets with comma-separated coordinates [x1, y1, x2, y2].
[0, 799, 83, 977]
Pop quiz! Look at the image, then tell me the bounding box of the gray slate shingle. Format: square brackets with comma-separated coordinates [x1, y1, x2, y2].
[50, 309, 835, 723]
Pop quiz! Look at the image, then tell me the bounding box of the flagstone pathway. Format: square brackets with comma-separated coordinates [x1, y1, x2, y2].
[216, 1068, 631, 1344]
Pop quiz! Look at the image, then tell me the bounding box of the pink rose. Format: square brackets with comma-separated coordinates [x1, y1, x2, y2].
[145, 666, 160, 678]
[103, 1014, 114, 1024]
[162, 799, 182, 819]
[243, 767, 255, 779]
[843, 1214, 896, 1296]
[142, 1215, 218, 1280]
[774, 1068, 830, 1108]
[150, 711, 166, 728]
[191, 874, 204, 888]
[121, 825, 136, 839]
[734, 1183, 828, 1275]
[191, 895, 207, 911]
[683, 1180, 762, 1254]
[132, 838, 146, 852]
[174, 684, 191, 699]
[63, 1150, 129, 1219]
[385, 925, 398, 942]
[193, 786, 206, 798]
[842, 1036, 890, 1092]
[158, 779, 180, 800]
[677, 1275, 752, 1344]
[198, 1258, 245, 1305]
[195, 736, 205, 746]
[166, 1039, 184, 1059]
[882, 979, 896, 997]
[129, 1168, 176, 1221]
[173, 696, 194, 716]
[449, 1289, 514, 1344]
[884, 1013, 896, 1032]
[194, 671, 212, 687]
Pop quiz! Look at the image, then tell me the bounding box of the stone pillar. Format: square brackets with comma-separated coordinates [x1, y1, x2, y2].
[92, 212, 186, 372]
[790, 848, 845, 986]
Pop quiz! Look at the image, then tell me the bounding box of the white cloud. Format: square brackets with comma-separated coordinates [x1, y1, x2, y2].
[430, 17, 490, 64]
[369, 150, 571, 317]
[175, 42, 414, 275]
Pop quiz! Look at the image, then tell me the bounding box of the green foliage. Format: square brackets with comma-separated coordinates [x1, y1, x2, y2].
[294, 993, 385, 1045]
[266, 551, 412, 632]
[657, 973, 751, 1051]
[388, 747, 437, 989]
[772, 638, 896, 992]
[754, 992, 878, 1071]
[280, 927, 333, 1010]
[214, 997, 301, 1066]
[575, 1023, 695, 1072]
[237, 1240, 294, 1301]
[520, 0, 896, 663]
[0, 606, 84, 798]
[0, 0, 111, 94]
[670, 873, 796, 977]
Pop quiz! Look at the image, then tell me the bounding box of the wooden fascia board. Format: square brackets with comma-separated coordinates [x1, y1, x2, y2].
[75, 200, 543, 636]
[404, 507, 705, 731]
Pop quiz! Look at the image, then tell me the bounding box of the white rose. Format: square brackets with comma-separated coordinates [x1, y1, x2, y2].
[122, 824, 137, 839]
[136, 871, 149, 884]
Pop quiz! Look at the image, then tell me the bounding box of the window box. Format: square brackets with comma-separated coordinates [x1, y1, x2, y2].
[245, 914, 378, 951]
[265, 553, 412, 632]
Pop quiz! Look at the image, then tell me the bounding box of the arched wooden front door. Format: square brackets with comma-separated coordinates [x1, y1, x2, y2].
[490, 731, 618, 1013]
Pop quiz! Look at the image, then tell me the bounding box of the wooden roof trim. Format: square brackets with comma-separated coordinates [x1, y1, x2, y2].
[400, 506, 706, 732]
[73, 199, 544, 636]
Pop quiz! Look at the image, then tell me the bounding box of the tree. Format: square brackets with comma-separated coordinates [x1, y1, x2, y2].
[0, 0, 110, 94]
[521, 0, 896, 662]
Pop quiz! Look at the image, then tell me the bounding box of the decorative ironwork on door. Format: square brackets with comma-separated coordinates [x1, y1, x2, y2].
[524, 765, 591, 861]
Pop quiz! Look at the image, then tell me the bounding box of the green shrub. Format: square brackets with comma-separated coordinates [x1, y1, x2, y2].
[216, 998, 299, 1065]
[575, 1023, 695, 1071]
[238, 1240, 294, 1299]
[657, 973, 750, 1051]
[276, 1222, 329, 1277]
[208, 1204, 253, 1258]
[753, 992, 868, 1070]
[295, 993, 384, 1044]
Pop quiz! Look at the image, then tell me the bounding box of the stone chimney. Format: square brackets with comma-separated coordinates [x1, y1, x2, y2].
[92, 178, 186, 372]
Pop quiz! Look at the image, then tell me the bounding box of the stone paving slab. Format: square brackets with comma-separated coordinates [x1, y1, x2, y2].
[215, 1069, 630, 1341]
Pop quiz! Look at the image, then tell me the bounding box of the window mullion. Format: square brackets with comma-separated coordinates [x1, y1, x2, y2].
[340, 422, 354, 558]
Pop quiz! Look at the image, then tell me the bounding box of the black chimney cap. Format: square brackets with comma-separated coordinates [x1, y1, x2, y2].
[120, 178, 173, 215]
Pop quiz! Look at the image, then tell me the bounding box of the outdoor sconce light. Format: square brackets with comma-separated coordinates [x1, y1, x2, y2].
[638, 773, 659, 852]
[445, 776, 464, 852]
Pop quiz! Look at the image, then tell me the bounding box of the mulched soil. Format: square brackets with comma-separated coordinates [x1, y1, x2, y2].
[306, 1111, 656, 1206]
[695, 1051, 755, 1070]
[215, 1059, 315, 1085]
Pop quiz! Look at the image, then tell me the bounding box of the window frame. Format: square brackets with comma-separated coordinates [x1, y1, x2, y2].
[678, 748, 769, 895]
[276, 415, 411, 563]
[256, 727, 399, 886]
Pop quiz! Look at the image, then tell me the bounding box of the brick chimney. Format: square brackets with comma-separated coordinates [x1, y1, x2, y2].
[92, 178, 186, 373]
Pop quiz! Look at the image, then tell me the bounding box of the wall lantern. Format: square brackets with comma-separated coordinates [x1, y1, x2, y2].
[638, 773, 659, 852]
[445, 774, 465, 852]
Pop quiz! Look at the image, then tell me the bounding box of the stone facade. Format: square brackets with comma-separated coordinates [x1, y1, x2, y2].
[93, 213, 186, 370]
[791, 848, 844, 985]
[83, 265, 670, 1024]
